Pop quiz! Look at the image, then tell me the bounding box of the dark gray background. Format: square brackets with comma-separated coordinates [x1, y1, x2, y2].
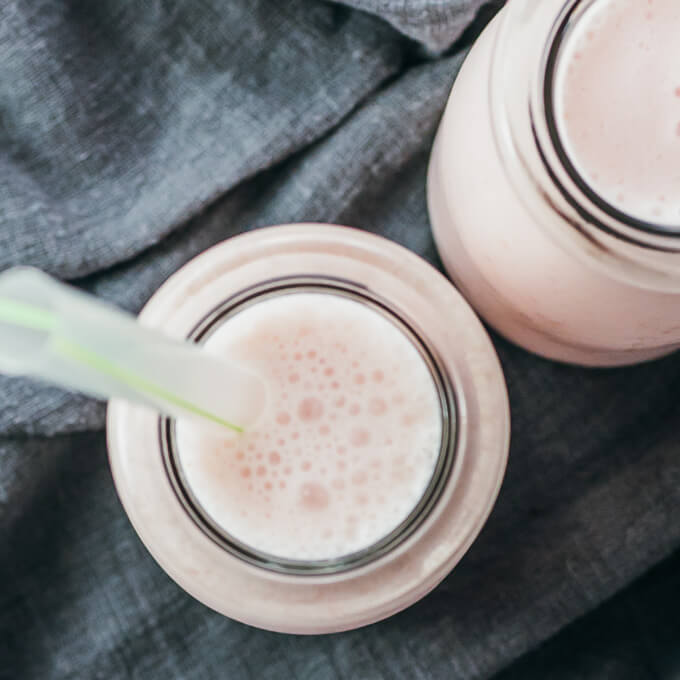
[1, 1, 679, 678]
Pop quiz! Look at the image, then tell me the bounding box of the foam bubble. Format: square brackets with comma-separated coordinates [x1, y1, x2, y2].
[300, 482, 329, 510]
[298, 397, 324, 421]
[350, 428, 371, 447]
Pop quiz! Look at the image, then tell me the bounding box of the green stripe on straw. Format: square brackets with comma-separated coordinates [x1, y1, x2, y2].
[0, 298, 55, 331]
[53, 336, 243, 433]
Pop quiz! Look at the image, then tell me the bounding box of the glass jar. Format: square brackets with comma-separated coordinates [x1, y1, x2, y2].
[107, 224, 509, 633]
[428, 0, 680, 367]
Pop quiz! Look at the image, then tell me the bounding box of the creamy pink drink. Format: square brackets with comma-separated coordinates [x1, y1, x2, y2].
[175, 293, 442, 562]
[107, 224, 510, 633]
[554, 0, 680, 226]
[428, 0, 680, 366]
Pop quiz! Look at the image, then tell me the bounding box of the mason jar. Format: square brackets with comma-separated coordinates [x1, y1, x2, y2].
[107, 224, 509, 633]
[428, 0, 680, 367]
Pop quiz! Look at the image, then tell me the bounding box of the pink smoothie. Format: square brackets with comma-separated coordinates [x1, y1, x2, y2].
[175, 292, 442, 562]
[553, 0, 680, 226]
[108, 223, 510, 632]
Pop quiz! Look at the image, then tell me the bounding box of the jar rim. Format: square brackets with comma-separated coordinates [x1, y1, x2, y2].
[161, 277, 457, 576]
[542, 1, 680, 239]
[490, 1, 680, 290]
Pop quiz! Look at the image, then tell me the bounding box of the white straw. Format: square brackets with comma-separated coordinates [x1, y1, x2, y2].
[0, 267, 266, 432]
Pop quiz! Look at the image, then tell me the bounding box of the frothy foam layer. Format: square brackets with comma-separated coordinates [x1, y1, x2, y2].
[175, 293, 442, 562]
[554, 0, 680, 227]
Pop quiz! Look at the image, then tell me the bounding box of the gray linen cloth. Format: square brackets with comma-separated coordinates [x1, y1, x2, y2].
[1, 1, 679, 678]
